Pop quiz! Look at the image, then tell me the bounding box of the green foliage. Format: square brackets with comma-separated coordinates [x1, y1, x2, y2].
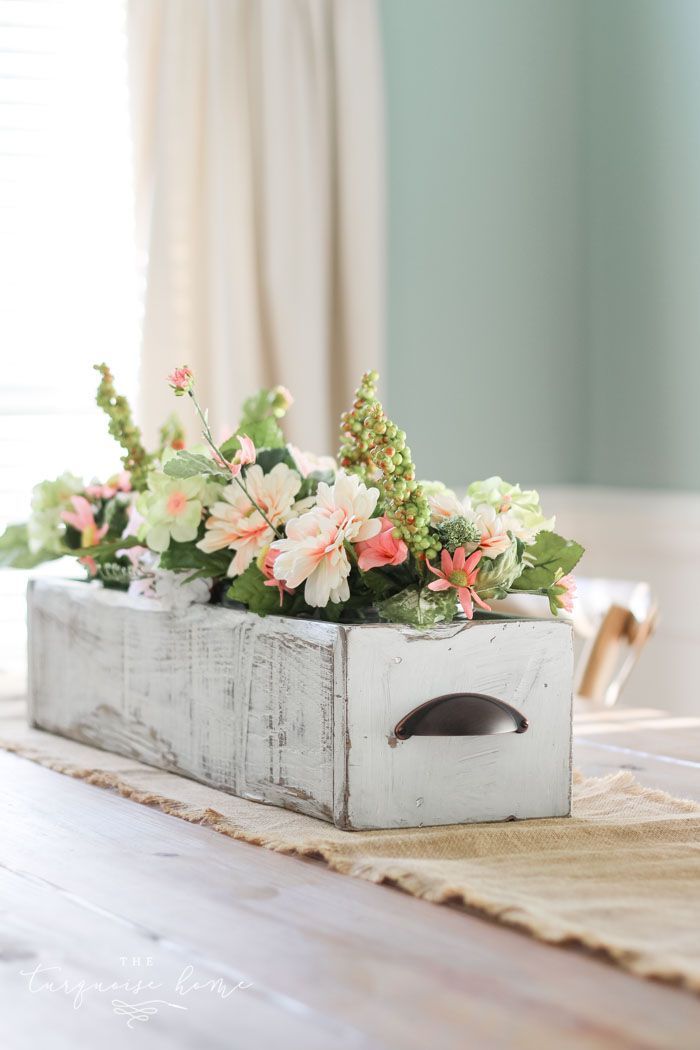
[226, 563, 283, 617]
[100, 494, 130, 538]
[220, 387, 289, 455]
[297, 468, 335, 500]
[74, 535, 141, 560]
[157, 413, 185, 457]
[475, 542, 522, 600]
[0, 523, 60, 569]
[359, 567, 397, 602]
[159, 537, 231, 579]
[163, 450, 229, 482]
[94, 363, 153, 490]
[95, 560, 134, 590]
[511, 531, 584, 591]
[377, 585, 457, 627]
[251, 448, 296, 474]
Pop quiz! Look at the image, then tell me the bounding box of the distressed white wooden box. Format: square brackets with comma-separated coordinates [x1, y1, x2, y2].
[27, 578, 573, 830]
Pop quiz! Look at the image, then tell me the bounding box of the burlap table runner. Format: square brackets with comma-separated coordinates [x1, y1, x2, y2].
[1, 694, 698, 993]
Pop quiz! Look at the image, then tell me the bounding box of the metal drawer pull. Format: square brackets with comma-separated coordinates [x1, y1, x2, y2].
[394, 692, 528, 739]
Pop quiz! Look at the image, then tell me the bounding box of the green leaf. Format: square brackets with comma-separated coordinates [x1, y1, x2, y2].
[359, 568, 398, 602]
[164, 451, 228, 481]
[74, 535, 141, 559]
[297, 468, 335, 500]
[221, 417, 286, 458]
[377, 585, 457, 627]
[510, 530, 584, 591]
[219, 435, 239, 460]
[101, 494, 130, 537]
[159, 538, 231, 578]
[0, 523, 60, 569]
[226, 563, 282, 617]
[251, 447, 296, 474]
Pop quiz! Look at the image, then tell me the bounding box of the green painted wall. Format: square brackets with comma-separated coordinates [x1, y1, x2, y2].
[584, 0, 700, 489]
[381, 0, 700, 490]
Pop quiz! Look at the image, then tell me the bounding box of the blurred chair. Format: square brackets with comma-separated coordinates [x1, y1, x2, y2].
[491, 579, 658, 708]
[573, 578, 658, 708]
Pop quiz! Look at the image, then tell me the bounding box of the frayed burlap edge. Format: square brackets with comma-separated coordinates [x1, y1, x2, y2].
[2, 735, 698, 996]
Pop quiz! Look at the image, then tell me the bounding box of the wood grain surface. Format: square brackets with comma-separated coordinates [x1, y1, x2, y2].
[1, 685, 699, 1049]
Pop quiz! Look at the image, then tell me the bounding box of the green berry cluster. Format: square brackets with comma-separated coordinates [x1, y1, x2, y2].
[94, 363, 153, 491]
[338, 370, 380, 480]
[435, 515, 481, 554]
[338, 372, 438, 560]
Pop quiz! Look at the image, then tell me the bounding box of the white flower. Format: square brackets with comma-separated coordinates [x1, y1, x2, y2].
[466, 476, 554, 542]
[28, 472, 84, 553]
[314, 471, 381, 543]
[428, 487, 464, 524]
[468, 503, 514, 560]
[428, 489, 515, 561]
[272, 511, 351, 607]
[197, 462, 307, 577]
[271, 471, 381, 608]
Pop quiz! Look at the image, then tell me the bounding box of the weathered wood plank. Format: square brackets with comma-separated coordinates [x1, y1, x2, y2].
[343, 618, 573, 828]
[27, 578, 573, 830]
[28, 578, 339, 821]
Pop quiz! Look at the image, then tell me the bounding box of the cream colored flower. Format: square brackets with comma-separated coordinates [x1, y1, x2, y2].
[314, 471, 381, 543]
[197, 462, 305, 576]
[270, 471, 381, 608]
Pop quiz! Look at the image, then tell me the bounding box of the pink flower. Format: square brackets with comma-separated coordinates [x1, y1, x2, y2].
[426, 546, 491, 620]
[356, 516, 408, 572]
[230, 434, 256, 477]
[61, 496, 108, 549]
[167, 365, 194, 395]
[259, 546, 295, 606]
[553, 574, 576, 613]
[79, 556, 98, 577]
[214, 434, 256, 478]
[288, 444, 337, 479]
[85, 471, 132, 500]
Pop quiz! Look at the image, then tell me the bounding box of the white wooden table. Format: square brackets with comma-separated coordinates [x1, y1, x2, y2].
[1, 684, 699, 1049]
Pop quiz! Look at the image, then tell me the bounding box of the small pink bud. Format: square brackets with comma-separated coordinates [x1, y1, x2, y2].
[228, 434, 256, 477]
[167, 366, 194, 396]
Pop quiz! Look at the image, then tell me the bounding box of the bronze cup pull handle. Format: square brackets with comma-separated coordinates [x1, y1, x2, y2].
[394, 692, 528, 740]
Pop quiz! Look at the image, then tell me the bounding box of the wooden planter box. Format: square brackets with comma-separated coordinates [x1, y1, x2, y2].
[27, 578, 573, 830]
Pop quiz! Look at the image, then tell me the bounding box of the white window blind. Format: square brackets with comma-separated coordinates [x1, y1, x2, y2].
[0, 0, 140, 672]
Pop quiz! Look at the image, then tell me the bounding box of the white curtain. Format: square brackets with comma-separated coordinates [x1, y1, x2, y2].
[128, 0, 385, 455]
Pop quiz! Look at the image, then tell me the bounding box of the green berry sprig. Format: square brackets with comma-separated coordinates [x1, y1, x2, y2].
[338, 372, 438, 561]
[94, 363, 153, 491]
[363, 403, 437, 560]
[338, 370, 380, 481]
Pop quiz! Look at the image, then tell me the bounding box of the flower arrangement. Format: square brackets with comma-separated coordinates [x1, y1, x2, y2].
[0, 366, 583, 626]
